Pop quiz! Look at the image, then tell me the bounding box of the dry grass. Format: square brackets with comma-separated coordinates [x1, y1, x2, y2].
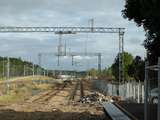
[0, 76, 53, 84]
[0, 82, 54, 105]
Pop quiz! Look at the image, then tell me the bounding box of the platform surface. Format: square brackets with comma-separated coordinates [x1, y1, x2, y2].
[103, 102, 131, 120]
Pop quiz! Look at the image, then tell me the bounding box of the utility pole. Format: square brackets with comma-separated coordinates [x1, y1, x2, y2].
[57, 34, 63, 66]
[43, 70, 46, 77]
[23, 65, 26, 76]
[84, 34, 88, 55]
[64, 39, 67, 56]
[89, 18, 94, 32]
[2, 57, 5, 79]
[98, 53, 102, 79]
[46, 70, 49, 77]
[6, 57, 10, 90]
[98, 53, 102, 72]
[72, 55, 74, 66]
[38, 53, 42, 76]
[7, 57, 10, 80]
[117, 31, 124, 96]
[32, 63, 35, 76]
[119, 31, 124, 83]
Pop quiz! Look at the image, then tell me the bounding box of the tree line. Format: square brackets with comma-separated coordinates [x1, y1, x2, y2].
[0, 56, 45, 80]
[88, 52, 145, 82]
[122, 0, 160, 80]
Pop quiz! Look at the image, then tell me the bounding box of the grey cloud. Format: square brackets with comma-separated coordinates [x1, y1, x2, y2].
[0, 0, 146, 70]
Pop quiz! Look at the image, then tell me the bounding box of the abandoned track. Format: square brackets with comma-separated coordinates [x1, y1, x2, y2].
[68, 80, 84, 102]
[69, 80, 79, 101]
[29, 82, 68, 103]
[0, 80, 109, 120]
[80, 80, 84, 98]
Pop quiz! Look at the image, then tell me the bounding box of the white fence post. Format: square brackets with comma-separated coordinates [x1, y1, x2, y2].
[137, 81, 140, 103]
[144, 61, 149, 120]
[158, 58, 160, 120]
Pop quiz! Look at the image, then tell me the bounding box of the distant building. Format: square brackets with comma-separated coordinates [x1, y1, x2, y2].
[57, 75, 74, 80]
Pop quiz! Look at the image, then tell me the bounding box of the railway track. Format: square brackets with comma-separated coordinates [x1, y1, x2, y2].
[68, 79, 84, 102]
[43, 83, 67, 101]
[80, 80, 84, 98]
[68, 80, 79, 101]
[28, 82, 68, 103]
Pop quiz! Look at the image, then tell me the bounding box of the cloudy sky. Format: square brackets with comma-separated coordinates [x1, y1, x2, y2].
[0, 0, 146, 70]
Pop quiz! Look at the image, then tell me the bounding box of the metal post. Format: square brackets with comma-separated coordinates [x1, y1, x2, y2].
[128, 82, 130, 97]
[144, 61, 149, 120]
[58, 34, 63, 55]
[118, 33, 121, 96]
[111, 81, 113, 96]
[158, 57, 160, 120]
[98, 53, 101, 79]
[2, 57, 5, 79]
[32, 63, 35, 76]
[130, 82, 131, 98]
[57, 38, 61, 66]
[122, 33, 124, 83]
[43, 70, 45, 77]
[24, 65, 26, 76]
[98, 53, 101, 72]
[7, 57, 10, 80]
[64, 39, 67, 56]
[129, 81, 131, 98]
[72, 56, 74, 66]
[124, 82, 127, 98]
[134, 82, 136, 100]
[90, 18, 94, 32]
[119, 32, 122, 83]
[142, 85, 144, 103]
[36, 67, 38, 76]
[57, 55, 60, 66]
[131, 80, 133, 100]
[118, 31, 124, 96]
[46, 70, 48, 76]
[38, 54, 42, 76]
[6, 57, 10, 91]
[138, 80, 140, 103]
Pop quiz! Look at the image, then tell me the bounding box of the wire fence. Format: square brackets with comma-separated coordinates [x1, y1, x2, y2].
[93, 80, 144, 103]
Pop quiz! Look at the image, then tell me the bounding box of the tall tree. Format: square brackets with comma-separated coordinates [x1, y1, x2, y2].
[128, 56, 145, 81]
[122, 0, 160, 65]
[88, 68, 98, 78]
[111, 52, 133, 81]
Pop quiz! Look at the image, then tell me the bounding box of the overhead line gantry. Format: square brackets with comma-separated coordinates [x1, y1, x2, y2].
[0, 27, 124, 33]
[0, 26, 125, 82]
[38, 52, 102, 72]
